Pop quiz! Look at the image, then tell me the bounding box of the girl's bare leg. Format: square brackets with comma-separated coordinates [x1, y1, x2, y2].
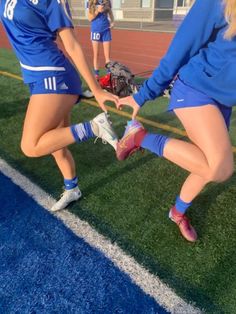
[92, 40, 100, 72]
[103, 41, 111, 64]
[21, 94, 78, 157]
[163, 105, 233, 202]
[51, 114, 76, 180]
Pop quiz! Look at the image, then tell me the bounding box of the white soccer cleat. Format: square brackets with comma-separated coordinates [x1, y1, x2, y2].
[91, 112, 118, 150]
[51, 186, 82, 212]
[81, 89, 94, 98]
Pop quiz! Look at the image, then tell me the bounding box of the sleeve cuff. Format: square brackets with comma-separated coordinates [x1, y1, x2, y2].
[133, 91, 146, 107]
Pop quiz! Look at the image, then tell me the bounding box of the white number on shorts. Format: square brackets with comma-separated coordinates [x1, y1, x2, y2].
[92, 32, 101, 40]
[4, 0, 17, 20]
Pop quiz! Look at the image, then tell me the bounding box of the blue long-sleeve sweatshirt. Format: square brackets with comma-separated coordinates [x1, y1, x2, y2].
[134, 0, 236, 108]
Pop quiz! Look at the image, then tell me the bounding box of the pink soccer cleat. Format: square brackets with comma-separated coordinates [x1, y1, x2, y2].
[116, 120, 147, 161]
[169, 206, 198, 242]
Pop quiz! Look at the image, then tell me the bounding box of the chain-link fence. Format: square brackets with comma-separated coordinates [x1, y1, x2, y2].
[69, 1, 192, 32]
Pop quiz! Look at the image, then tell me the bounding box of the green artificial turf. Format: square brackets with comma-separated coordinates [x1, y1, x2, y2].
[1, 48, 236, 314]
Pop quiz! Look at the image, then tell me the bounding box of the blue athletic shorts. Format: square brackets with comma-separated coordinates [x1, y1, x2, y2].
[91, 28, 112, 42]
[168, 78, 232, 129]
[27, 62, 82, 98]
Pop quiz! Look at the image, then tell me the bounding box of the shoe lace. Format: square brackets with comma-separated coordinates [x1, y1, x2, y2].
[94, 137, 107, 145]
[172, 212, 188, 225]
[106, 113, 113, 126]
[177, 215, 190, 228]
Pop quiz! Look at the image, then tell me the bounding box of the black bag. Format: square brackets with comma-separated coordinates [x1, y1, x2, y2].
[105, 61, 137, 97]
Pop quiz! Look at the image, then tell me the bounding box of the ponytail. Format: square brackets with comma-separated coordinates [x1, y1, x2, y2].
[224, 0, 236, 39]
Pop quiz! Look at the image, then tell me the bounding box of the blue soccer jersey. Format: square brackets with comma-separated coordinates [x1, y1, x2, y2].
[0, 0, 74, 83]
[87, 0, 111, 33]
[134, 0, 236, 108]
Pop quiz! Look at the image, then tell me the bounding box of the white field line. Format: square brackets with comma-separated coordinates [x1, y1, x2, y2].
[0, 158, 201, 314]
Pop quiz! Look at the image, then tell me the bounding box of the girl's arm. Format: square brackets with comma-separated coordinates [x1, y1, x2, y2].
[108, 8, 114, 28]
[133, 0, 221, 107]
[58, 27, 118, 110]
[87, 4, 104, 21]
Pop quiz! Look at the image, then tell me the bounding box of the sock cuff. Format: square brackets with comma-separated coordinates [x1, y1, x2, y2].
[94, 69, 99, 76]
[84, 121, 95, 138]
[64, 176, 78, 190]
[140, 133, 169, 157]
[71, 122, 94, 143]
[70, 125, 80, 142]
[175, 195, 192, 214]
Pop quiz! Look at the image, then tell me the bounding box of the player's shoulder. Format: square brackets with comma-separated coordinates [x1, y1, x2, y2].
[29, 0, 68, 16]
[34, 0, 70, 15]
[21, 0, 47, 13]
[190, 0, 223, 21]
[192, 0, 221, 9]
[24, 0, 51, 9]
[43, 0, 65, 9]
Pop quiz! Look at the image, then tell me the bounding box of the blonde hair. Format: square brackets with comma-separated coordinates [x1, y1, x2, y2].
[88, 0, 110, 15]
[224, 0, 236, 39]
[88, 0, 97, 15]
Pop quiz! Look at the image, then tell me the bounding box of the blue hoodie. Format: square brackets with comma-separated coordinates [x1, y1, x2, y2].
[134, 0, 236, 108]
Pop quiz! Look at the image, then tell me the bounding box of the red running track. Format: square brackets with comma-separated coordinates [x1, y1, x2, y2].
[0, 25, 173, 77]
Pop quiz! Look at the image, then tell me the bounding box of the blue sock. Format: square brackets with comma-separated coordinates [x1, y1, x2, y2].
[140, 133, 169, 157]
[64, 176, 78, 190]
[94, 69, 99, 76]
[175, 196, 192, 214]
[70, 122, 95, 143]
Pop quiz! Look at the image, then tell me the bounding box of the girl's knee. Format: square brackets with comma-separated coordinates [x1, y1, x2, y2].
[21, 140, 40, 157]
[215, 165, 234, 182]
[206, 161, 234, 183]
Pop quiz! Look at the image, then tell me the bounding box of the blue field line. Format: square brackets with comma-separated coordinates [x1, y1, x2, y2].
[0, 172, 169, 313]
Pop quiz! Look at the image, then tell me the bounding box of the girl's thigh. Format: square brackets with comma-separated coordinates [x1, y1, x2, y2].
[174, 104, 233, 167]
[22, 94, 78, 143]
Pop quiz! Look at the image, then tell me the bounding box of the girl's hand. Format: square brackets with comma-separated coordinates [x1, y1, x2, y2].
[110, 22, 115, 29]
[94, 89, 119, 112]
[97, 5, 104, 13]
[117, 96, 140, 119]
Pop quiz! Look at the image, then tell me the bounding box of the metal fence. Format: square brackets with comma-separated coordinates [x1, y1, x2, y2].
[69, 2, 192, 33]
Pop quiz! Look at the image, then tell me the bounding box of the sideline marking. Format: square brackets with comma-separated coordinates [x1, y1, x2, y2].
[1, 69, 236, 154]
[0, 70, 23, 81]
[0, 70, 185, 136]
[0, 158, 201, 314]
[84, 98, 186, 136]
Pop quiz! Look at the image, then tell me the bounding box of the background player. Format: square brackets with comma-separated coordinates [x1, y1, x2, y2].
[0, 0, 118, 211]
[87, 0, 114, 79]
[117, 0, 236, 242]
